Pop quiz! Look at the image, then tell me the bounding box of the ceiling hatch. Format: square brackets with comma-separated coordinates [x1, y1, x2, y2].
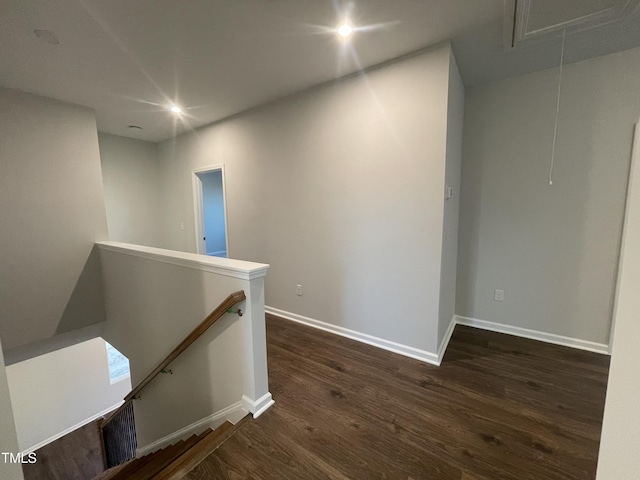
[505, 0, 640, 49]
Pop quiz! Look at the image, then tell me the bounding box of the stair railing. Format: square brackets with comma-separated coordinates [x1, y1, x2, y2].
[97, 290, 247, 468]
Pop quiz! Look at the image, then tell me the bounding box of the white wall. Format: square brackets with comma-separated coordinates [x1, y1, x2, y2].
[0, 340, 24, 480]
[457, 46, 640, 346]
[158, 44, 456, 355]
[98, 242, 270, 449]
[596, 123, 640, 480]
[438, 50, 465, 348]
[5, 338, 130, 452]
[99, 133, 163, 247]
[0, 88, 109, 352]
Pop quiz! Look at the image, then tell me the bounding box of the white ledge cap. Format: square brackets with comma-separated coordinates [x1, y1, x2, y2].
[96, 241, 269, 280]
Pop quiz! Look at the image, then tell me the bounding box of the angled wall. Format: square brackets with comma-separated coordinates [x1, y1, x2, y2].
[0, 88, 109, 353]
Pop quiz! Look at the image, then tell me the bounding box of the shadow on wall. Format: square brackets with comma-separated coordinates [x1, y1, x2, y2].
[4, 245, 107, 365]
[55, 244, 106, 334]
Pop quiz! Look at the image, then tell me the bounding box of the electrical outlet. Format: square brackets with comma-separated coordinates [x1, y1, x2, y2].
[180, 222, 185, 230]
[494, 289, 504, 302]
[296, 284, 303, 296]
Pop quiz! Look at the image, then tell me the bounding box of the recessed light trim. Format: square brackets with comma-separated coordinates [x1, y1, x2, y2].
[337, 23, 353, 38]
[128, 125, 143, 130]
[169, 105, 182, 114]
[34, 29, 60, 45]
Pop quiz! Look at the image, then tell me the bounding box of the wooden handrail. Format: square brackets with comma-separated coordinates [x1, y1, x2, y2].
[99, 290, 246, 429]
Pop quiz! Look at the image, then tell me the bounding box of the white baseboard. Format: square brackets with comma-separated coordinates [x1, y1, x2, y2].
[266, 306, 441, 366]
[437, 316, 456, 364]
[136, 400, 247, 456]
[266, 307, 610, 369]
[21, 401, 125, 455]
[454, 315, 610, 355]
[242, 392, 275, 419]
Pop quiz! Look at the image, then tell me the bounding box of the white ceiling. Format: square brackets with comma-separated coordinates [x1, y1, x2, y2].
[1, 0, 640, 142]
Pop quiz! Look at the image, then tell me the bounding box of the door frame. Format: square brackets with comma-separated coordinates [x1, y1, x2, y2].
[191, 164, 230, 257]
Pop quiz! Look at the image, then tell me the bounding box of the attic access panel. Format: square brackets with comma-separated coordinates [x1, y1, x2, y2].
[505, 0, 640, 49]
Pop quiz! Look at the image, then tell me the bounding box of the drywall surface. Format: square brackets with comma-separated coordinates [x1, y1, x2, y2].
[457, 47, 640, 345]
[98, 133, 163, 247]
[0, 340, 24, 480]
[98, 242, 270, 448]
[6, 337, 130, 452]
[199, 170, 227, 255]
[596, 124, 640, 480]
[158, 44, 452, 354]
[0, 88, 109, 350]
[438, 50, 465, 347]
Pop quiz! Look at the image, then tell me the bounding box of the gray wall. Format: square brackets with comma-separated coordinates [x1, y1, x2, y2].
[99, 133, 163, 247]
[457, 46, 640, 345]
[0, 88, 109, 351]
[438, 50, 465, 347]
[158, 44, 455, 354]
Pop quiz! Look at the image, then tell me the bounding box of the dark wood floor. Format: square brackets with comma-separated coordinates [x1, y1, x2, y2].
[187, 314, 610, 480]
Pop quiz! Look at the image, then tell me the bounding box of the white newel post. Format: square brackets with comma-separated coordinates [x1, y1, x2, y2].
[241, 272, 274, 417]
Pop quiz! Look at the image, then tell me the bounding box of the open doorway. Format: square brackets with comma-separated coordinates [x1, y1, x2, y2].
[192, 165, 229, 257]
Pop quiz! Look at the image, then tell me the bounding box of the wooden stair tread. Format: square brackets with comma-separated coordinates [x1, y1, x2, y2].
[153, 421, 239, 480]
[117, 442, 186, 479]
[90, 435, 193, 480]
[129, 430, 211, 480]
[91, 458, 135, 480]
[92, 416, 249, 480]
[95, 452, 153, 480]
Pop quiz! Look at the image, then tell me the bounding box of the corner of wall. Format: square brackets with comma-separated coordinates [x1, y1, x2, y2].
[438, 45, 465, 347]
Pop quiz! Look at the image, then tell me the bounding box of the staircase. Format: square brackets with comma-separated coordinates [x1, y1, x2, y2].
[97, 291, 248, 472]
[93, 418, 245, 480]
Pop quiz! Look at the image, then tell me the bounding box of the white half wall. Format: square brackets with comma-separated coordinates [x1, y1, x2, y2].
[5, 337, 130, 453]
[98, 133, 163, 248]
[0, 88, 109, 351]
[98, 241, 271, 450]
[158, 44, 456, 355]
[596, 123, 640, 480]
[457, 46, 640, 346]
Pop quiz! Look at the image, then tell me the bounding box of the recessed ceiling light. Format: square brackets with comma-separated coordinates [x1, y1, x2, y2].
[337, 23, 353, 38]
[34, 29, 60, 45]
[169, 105, 182, 114]
[128, 125, 143, 130]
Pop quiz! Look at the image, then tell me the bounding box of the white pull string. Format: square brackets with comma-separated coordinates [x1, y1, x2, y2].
[549, 30, 566, 186]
